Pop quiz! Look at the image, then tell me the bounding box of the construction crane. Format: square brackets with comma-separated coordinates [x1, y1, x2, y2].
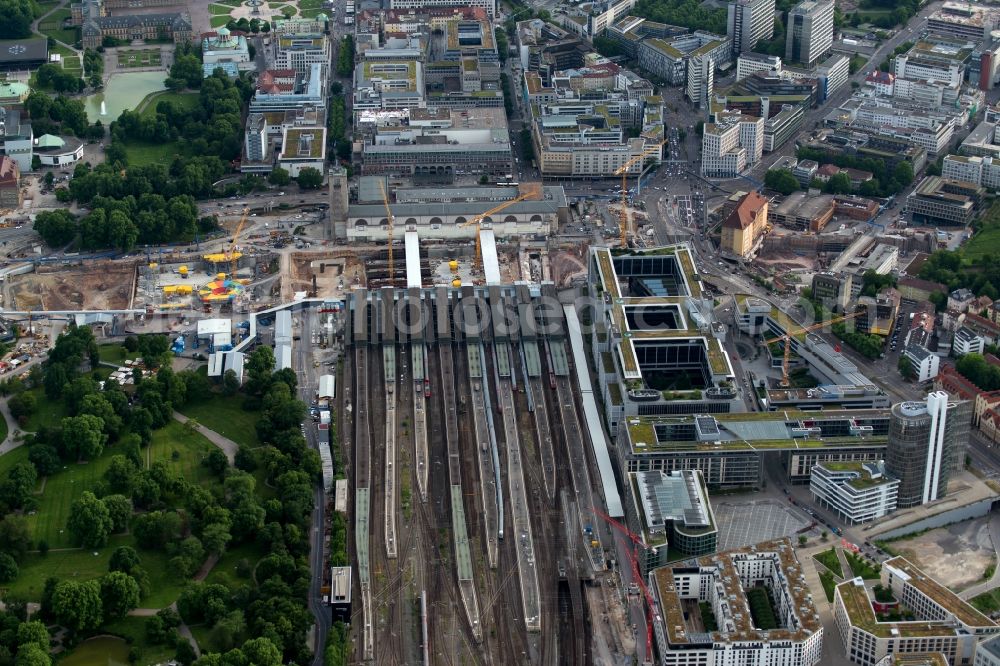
[460, 182, 543, 273]
[592, 507, 654, 554]
[227, 207, 250, 278]
[760, 311, 863, 387]
[618, 536, 657, 666]
[378, 179, 395, 284]
[615, 140, 668, 248]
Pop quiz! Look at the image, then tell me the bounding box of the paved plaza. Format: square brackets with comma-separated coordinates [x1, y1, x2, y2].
[715, 499, 811, 551]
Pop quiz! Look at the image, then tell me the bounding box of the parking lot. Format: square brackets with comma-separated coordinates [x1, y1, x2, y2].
[715, 499, 811, 551]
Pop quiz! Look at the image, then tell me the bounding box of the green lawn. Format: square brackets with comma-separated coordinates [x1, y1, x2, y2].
[179, 392, 260, 448]
[117, 50, 162, 68]
[211, 15, 232, 27]
[813, 548, 843, 578]
[37, 8, 78, 46]
[102, 616, 176, 666]
[98, 343, 134, 365]
[0, 407, 8, 447]
[122, 140, 188, 167]
[819, 569, 837, 603]
[0, 446, 29, 481]
[209, 3, 234, 14]
[962, 226, 1000, 261]
[147, 420, 218, 487]
[61, 55, 82, 72]
[139, 90, 199, 120]
[299, 6, 325, 18]
[22, 386, 69, 433]
[202, 540, 265, 591]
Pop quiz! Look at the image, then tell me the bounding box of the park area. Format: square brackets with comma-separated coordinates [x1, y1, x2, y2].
[117, 49, 162, 69]
[0, 330, 319, 664]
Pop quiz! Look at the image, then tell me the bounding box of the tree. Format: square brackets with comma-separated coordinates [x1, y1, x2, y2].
[27, 444, 60, 477]
[823, 172, 853, 195]
[100, 571, 140, 621]
[204, 448, 229, 478]
[898, 356, 916, 379]
[104, 455, 138, 494]
[61, 414, 107, 460]
[51, 580, 103, 633]
[241, 637, 282, 665]
[13, 645, 50, 666]
[0, 515, 32, 561]
[8, 392, 35, 422]
[222, 369, 240, 396]
[268, 167, 290, 186]
[102, 494, 133, 533]
[109, 546, 141, 575]
[1, 462, 37, 510]
[0, 552, 18, 582]
[67, 491, 113, 548]
[0, 0, 37, 39]
[201, 522, 232, 556]
[16, 621, 50, 654]
[296, 167, 323, 189]
[764, 169, 799, 195]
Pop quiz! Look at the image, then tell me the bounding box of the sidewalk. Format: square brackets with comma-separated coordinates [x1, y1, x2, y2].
[171, 411, 238, 463]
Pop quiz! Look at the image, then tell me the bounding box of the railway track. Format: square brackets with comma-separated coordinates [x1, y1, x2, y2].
[352, 345, 374, 662]
[383, 346, 398, 560]
[491, 341, 541, 633]
[411, 341, 428, 502]
[464, 343, 499, 569]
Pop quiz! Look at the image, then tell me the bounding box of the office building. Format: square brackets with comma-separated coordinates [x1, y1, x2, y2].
[727, 0, 776, 56]
[589, 244, 735, 434]
[637, 31, 730, 89]
[903, 344, 941, 382]
[701, 112, 763, 177]
[978, 635, 1000, 666]
[687, 52, 715, 108]
[885, 392, 971, 508]
[810, 461, 898, 525]
[785, 0, 834, 67]
[954, 326, 986, 356]
[736, 53, 781, 81]
[769, 191, 834, 232]
[926, 2, 1000, 42]
[274, 31, 330, 75]
[0, 108, 32, 174]
[764, 384, 889, 411]
[651, 539, 823, 666]
[623, 469, 717, 574]
[905, 176, 984, 227]
[763, 103, 805, 152]
[388, 0, 496, 18]
[943, 154, 1000, 191]
[277, 126, 326, 177]
[812, 271, 852, 312]
[834, 558, 999, 666]
[815, 53, 849, 102]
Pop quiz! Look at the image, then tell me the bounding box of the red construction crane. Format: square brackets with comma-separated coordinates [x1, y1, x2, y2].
[618, 536, 657, 665]
[592, 507, 655, 553]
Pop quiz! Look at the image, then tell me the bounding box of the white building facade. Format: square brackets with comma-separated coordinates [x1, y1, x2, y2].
[809, 461, 898, 524]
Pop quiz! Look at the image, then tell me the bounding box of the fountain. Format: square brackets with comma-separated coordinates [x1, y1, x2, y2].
[100, 100, 106, 116]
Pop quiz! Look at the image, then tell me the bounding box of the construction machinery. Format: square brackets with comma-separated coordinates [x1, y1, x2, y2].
[202, 207, 249, 277]
[760, 311, 863, 387]
[615, 140, 667, 248]
[618, 536, 657, 665]
[459, 182, 543, 273]
[378, 179, 395, 284]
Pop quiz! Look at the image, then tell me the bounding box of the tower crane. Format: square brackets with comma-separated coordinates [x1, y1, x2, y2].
[760, 311, 863, 387]
[592, 507, 654, 554]
[228, 207, 250, 277]
[460, 182, 542, 273]
[618, 536, 658, 666]
[378, 179, 395, 284]
[614, 140, 667, 248]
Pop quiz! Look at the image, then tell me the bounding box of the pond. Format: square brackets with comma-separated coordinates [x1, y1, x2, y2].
[59, 636, 130, 666]
[85, 71, 167, 123]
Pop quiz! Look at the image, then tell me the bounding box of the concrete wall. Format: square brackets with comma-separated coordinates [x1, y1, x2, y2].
[876, 497, 996, 541]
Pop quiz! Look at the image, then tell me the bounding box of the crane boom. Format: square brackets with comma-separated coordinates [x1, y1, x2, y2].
[615, 141, 667, 248]
[760, 311, 863, 386]
[378, 180, 395, 284]
[228, 207, 249, 277]
[592, 507, 650, 552]
[460, 182, 542, 272]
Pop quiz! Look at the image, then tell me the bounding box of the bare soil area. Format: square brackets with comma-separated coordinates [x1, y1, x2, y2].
[9, 262, 136, 310]
[884, 517, 996, 591]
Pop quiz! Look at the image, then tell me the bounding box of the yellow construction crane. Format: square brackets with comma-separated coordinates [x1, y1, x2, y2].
[614, 140, 668, 248]
[378, 179, 395, 283]
[460, 182, 542, 272]
[761, 311, 863, 387]
[202, 207, 249, 277]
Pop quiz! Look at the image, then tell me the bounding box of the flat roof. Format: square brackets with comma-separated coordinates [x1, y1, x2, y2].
[0, 38, 48, 64]
[480, 229, 501, 285]
[405, 230, 422, 288]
